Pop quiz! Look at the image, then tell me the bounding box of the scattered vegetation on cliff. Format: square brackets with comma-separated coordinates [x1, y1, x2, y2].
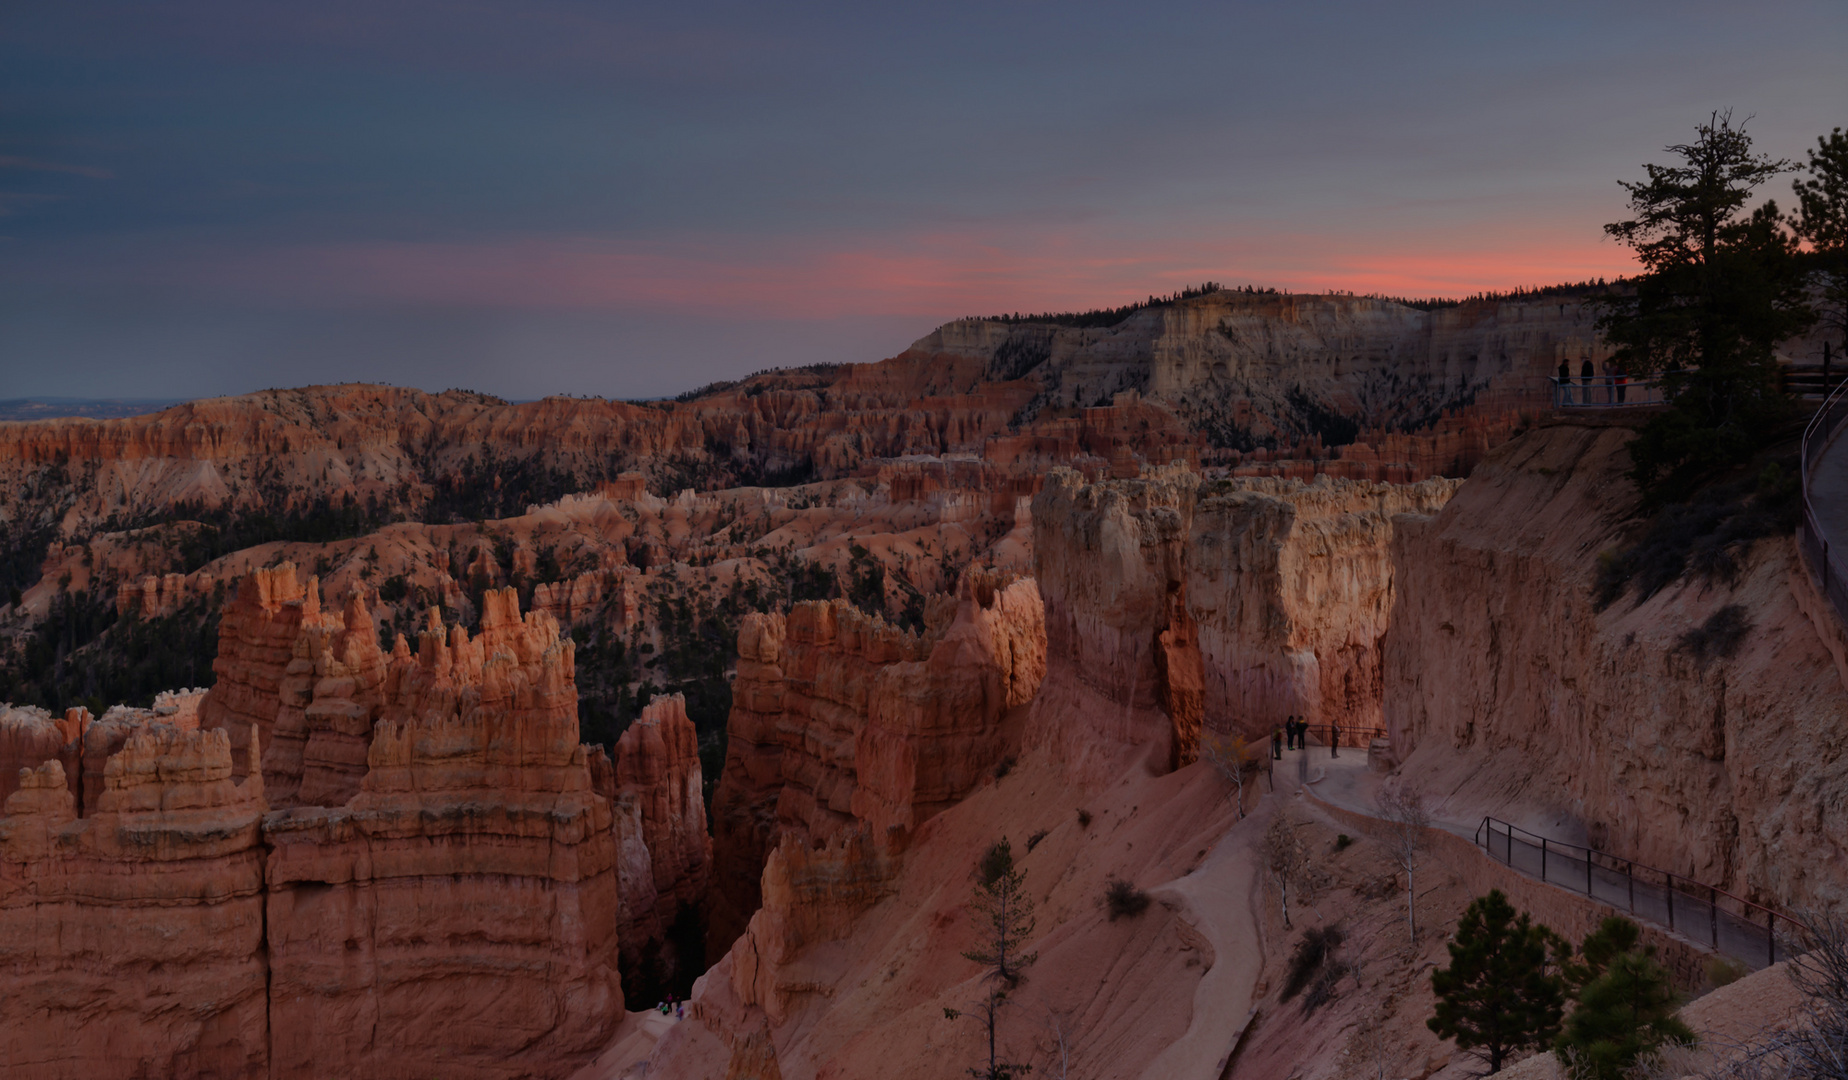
[1104, 878, 1151, 921]
[969, 281, 1236, 329]
[1281, 925, 1346, 1003]
[1594, 454, 1800, 610]
[0, 592, 222, 714]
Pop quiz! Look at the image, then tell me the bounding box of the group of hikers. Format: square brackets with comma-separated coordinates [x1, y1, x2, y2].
[1270, 716, 1340, 759]
[655, 994, 684, 1020]
[1556, 356, 1632, 405]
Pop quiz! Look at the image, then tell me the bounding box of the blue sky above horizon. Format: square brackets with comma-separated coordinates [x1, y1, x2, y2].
[3, 1, 1844, 401]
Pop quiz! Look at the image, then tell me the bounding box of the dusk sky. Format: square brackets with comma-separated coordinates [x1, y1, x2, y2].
[3, 1, 1844, 402]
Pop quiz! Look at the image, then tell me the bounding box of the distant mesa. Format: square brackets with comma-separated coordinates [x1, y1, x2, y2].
[0, 397, 191, 422]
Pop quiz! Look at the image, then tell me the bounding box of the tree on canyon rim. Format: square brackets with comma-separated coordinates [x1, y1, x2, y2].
[1794, 127, 1848, 368]
[1427, 890, 1568, 1075]
[1595, 110, 1817, 500]
[946, 839, 1039, 1079]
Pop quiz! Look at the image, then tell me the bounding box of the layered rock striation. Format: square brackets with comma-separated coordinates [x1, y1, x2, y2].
[0, 728, 269, 1079]
[0, 578, 724, 1079]
[707, 574, 1046, 954]
[263, 585, 623, 1079]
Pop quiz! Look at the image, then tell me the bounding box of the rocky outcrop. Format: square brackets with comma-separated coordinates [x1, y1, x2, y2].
[850, 573, 1045, 835]
[199, 561, 323, 779]
[707, 576, 1045, 954]
[0, 704, 87, 807]
[1383, 421, 1848, 912]
[728, 828, 899, 1026]
[611, 693, 712, 977]
[1185, 474, 1460, 734]
[263, 586, 623, 1080]
[1032, 466, 1460, 769]
[0, 728, 269, 1080]
[0, 582, 730, 1079]
[80, 689, 208, 811]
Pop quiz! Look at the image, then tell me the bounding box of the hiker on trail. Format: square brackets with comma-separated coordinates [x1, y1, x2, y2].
[1614, 361, 1629, 404]
[1557, 359, 1574, 405]
[1272, 726, 1283, 759]
[1581, 357, 1596, 402]
[1287, 716, 1299, 750]
[1330, 722, 1340, 758]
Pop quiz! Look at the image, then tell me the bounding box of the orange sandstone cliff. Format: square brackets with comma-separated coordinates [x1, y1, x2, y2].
[0, 728, 269, 1079]
[1384, 421, 1848, 912]
[707, 574, 1046, 955]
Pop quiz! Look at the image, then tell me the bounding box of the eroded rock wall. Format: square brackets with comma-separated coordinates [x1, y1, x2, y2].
[707, 576, 1045, 954]
[0, 728, 269, 1080]
[1031, 466, 1458, 770]
[1383, 421, 1848, 911]
[1187, 474, 1459, 735]
[263, 587, 623, 1080]
[613, 692, 712, 976]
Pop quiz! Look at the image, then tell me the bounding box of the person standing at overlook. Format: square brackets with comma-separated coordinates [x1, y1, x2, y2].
[1581, 357, 1597, 403]
[1557, 358, 1575, 404]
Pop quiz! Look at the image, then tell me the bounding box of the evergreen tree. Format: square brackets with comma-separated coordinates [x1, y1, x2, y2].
[1794, 127, 1848, 360]
[950, 839, 1039, 1079]
[963, 839, 1039, 984]
[1428, 890, 1567, 1074]
[1595, 111, 1816, 499]
[1554, 947, 1693, 1080]
[1560, 916, 1642, 994]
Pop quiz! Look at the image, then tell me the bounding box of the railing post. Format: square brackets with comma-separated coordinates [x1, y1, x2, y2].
[1540, 839, 1547, 883]
[1627, 861, 1634, 913]
[1666, 873, 1674, 931]
[1586, 848, 1593, 899]
[1769, 912, 1776, 966]
[1711, 887, 1719, 950]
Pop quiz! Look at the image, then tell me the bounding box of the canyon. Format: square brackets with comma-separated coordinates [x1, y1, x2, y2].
[0, 289, 1841, 1078]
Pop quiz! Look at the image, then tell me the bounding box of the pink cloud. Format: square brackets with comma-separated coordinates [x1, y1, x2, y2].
[89, 220, 1645, 321]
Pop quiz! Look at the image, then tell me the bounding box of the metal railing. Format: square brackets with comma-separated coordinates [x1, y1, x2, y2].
[1800, 375, 1848, 630]
[1548, 375, 1665, 409]
[1474, 817, 1800, 969]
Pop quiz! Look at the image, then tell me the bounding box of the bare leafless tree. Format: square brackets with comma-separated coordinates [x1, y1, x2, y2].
[1264, 815, 1308, 929]
[1701, 909, 1848, 1080]
[1203, 732, 1254, 818]
[1037, 1006, 1075, 1080]
[1374, 782, 1431, 945]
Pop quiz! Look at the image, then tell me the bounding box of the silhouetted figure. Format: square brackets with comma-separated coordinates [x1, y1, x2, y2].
[1330, 722, 1340, 758]
[1615, 361, 1629, 403]
[1581, 358, 1596, 403]
[1272, 727, 1283, 760]
[1557, 359, 1574, 405]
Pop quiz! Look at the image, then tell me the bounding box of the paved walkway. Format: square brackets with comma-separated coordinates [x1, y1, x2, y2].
[1272, 748, 1788, 971]
[1809, 412, 1848, 583]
